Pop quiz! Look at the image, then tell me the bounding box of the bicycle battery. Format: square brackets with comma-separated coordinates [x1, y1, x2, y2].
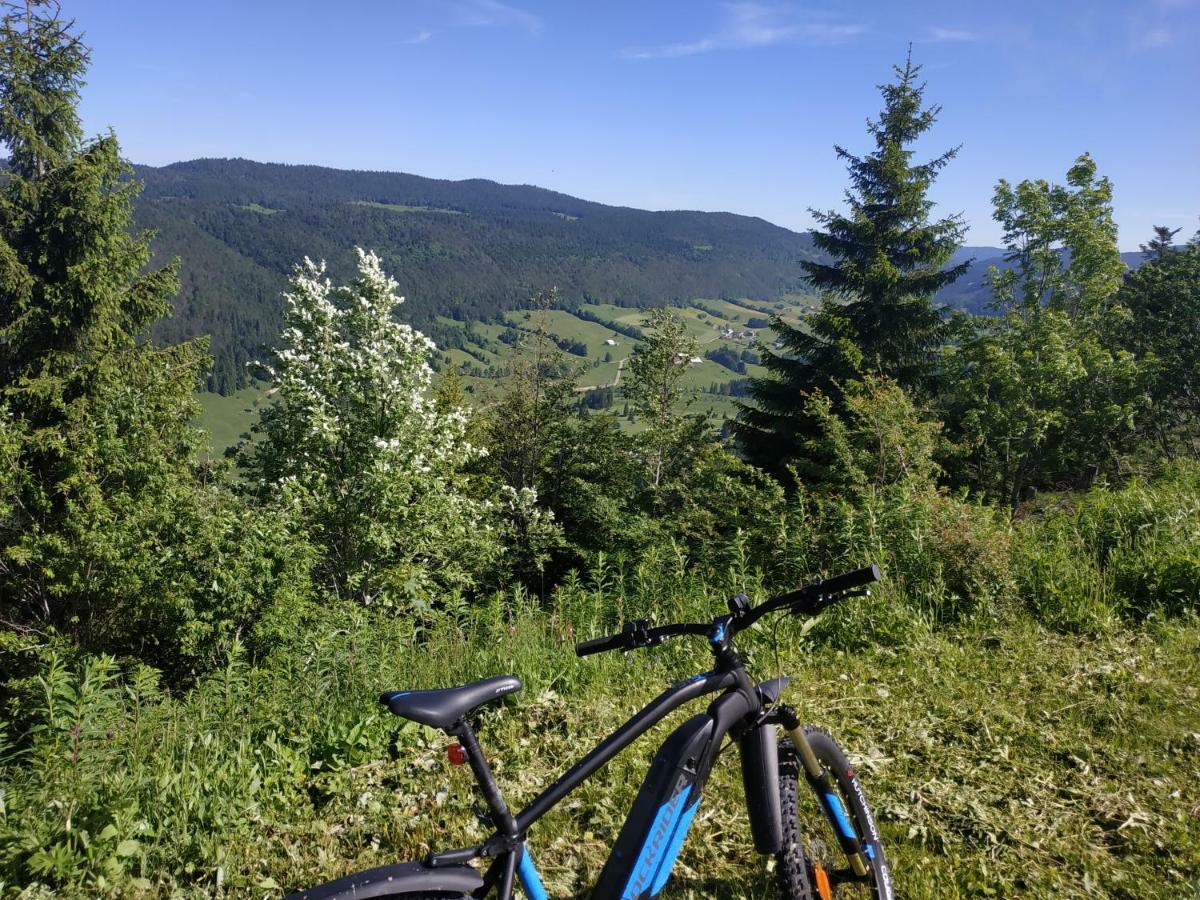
[592, 714, 713, 900]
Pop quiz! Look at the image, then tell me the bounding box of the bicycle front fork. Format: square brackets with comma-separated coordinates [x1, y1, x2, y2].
[775, 705, 870, 879]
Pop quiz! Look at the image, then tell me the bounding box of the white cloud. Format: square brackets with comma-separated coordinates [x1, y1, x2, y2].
[927, 27, 976, 42]
[621, 2, 864, 60]
[452, 0, 543, 36]
[397, 29, 435, 45]
[1133, 26, 1173, 48]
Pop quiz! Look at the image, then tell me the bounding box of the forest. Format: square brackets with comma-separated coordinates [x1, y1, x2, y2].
[0, 2, 1198, 898]
[135, 157, 824, 393]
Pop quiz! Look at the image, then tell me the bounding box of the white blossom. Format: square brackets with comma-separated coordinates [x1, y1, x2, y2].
[245, 247, 499, 606]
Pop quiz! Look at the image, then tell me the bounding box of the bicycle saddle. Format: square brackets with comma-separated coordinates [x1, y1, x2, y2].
[380, 675, 522, 730]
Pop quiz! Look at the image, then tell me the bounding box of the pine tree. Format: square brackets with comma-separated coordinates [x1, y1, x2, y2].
[736, 51, 967, 475]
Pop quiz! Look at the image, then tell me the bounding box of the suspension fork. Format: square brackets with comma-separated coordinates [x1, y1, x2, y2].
[775, 705, 869, 879]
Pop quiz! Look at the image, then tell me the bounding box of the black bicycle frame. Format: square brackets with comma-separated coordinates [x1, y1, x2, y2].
[421, 660, 789, 900]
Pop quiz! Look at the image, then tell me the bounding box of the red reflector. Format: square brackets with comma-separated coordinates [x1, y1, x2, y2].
[447, 743, 467, 766]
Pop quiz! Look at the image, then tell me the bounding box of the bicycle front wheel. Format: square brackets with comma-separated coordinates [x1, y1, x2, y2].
[776, 727, 894, 900]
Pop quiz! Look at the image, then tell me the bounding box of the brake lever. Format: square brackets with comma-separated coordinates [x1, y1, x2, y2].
[622, 618, 653, 649]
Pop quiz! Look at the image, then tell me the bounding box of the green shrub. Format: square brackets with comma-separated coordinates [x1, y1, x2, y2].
[1012, 525, 1116, 633]
[778, 481, 1015, 648]
[1012, 461, 1200, 628]
[1111, 541, 1200, 617]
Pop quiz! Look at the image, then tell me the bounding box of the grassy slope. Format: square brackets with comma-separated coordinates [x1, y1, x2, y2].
[274, 618, 1199, 899]
[194, 385, 268, 455]
[6, 560, 1198, 898]
[196, 296, 813, 455]
[75, 604, 1188, 899]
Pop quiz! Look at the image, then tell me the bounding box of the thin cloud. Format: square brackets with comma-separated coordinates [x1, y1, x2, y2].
[621, 2, 865, 60]
[1132, 26, 1173, 48]
[452, 0, 543, 36]
[927, 27, 976, 42]
[397, 29, 435, 45]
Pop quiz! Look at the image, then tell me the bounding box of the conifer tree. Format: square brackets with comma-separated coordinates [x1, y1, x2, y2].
[737, 51, 967, 474]
[0, 2, 270, 672]
[1140, 225, 1180, 261]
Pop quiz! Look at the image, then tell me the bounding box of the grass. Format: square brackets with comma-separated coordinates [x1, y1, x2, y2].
[504, 309, 631, 355]
[193, 384, 269, 455]
[236, 203, 282, 215]
[254, 615, 1200, 899]
[193, 292, 845, 456]
[348, 201, 465, 215]
[4, 577, 1197, 897]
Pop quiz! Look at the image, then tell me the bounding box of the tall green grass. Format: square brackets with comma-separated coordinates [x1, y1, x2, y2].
[2, 468, 1199, 897]
[1014, 462, 1200, 630]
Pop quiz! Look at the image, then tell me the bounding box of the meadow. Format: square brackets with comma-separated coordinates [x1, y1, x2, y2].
[4, 465, 1199, 898]
[195, 294, 820, 454]
[3, 579, 1197, 898]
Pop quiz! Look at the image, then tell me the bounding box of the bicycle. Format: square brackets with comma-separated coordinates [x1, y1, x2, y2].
[286, 564, 895, 900]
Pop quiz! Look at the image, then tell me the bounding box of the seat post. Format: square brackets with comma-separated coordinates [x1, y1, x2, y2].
[452, 720, 517, 835]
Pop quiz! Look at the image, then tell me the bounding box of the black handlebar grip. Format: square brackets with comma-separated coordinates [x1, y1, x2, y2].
[575, 634, 623, 657]
[818, 563, 882, 595]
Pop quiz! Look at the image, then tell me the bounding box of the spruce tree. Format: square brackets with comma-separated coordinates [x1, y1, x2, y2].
[1140, 225, 1180, 261]
[736, 51, 967, 475]
[0, 2, 254, 671]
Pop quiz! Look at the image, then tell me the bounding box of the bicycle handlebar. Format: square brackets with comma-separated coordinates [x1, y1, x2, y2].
[574, 563, 882, 657]
[575, 620, 710, 657]
[814, 563, 881, 596]
[575, 632, 629, 657]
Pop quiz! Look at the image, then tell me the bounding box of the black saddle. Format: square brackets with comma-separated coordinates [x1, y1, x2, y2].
[380, 675, 522, 731]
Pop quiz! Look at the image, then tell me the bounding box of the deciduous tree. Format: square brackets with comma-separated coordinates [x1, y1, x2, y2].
[944, 155, 1142, 506]
[625, 308, 699, 493]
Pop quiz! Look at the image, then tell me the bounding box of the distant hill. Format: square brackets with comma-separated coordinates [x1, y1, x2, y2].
[132, 158, 1151, 393]
[939, 246, 1148, 315]
[133, 158, 822, 392]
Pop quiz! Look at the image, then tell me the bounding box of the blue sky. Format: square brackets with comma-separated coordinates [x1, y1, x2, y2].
[74, 0, 1198, 248]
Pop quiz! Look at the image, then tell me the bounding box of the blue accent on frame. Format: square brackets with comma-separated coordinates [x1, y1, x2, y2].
[517, 846, 549, 900]
[686, 671, 713, 684]
[708, 622, 725, 645]
[621, 785, 698, 898]
[864, 843, 876, 860]
[825, 792, 857, 841]
[649, 798, 700, 895]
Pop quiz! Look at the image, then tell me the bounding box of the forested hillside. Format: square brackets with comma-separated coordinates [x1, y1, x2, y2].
[136, 160, 1155, 393]
[135, 158, 821, 391]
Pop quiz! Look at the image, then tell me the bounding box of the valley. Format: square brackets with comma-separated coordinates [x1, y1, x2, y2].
[196, 291, 821, 453]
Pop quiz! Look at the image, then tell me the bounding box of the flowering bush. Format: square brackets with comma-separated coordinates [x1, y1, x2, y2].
[240, 249, 500, 609]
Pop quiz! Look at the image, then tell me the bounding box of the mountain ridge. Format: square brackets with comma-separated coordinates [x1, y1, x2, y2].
[132, 157, 1144, 393]
[134, 157, 824, 391]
